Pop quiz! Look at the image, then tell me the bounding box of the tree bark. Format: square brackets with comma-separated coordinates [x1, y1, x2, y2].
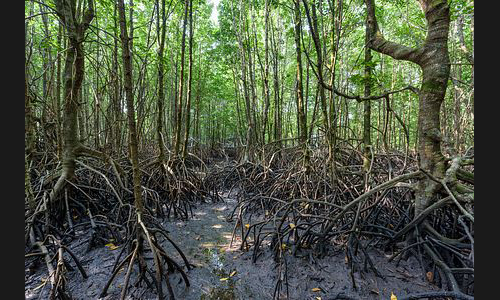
[302, 0, 335, 167]
[261, 0, 271, 145]
[156, 0, 167, 164]
[118, 0, 144, 212]
[49, 0, 95, 202]
[113, 1, 123, 152]
[182, 0, 194, 159]
[270, 15, 282, 155]
[293, 0, 309, 169]
[173, 0, 190, 157]
[365, 0, 451, 215]
[363, 16, 372, 174]
[232, 0, 255, 162]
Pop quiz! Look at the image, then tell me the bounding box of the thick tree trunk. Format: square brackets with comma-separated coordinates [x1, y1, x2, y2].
[414, 1, 450, 215]
[415, 65, 449, 214]
[61, 44, 80, 182]
[61, 29, 89, 181]
[49, 0, 94, 202]
[365, 0, 450, 216]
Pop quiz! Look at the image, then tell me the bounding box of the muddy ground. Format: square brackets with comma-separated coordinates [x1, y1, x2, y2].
[25, 186, 441, 300]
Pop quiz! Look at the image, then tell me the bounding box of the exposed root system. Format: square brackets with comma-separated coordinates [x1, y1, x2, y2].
[216, 146, 474, 299]
[25, 146, 474, 299]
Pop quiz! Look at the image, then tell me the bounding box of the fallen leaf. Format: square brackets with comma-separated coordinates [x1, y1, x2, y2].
[426, 271, 434, 282]
[245, 224, 250, 228]
[281, 243, 287, 250]
[105, 243, 119, 250]
[220, 277, 229, 281]
[311, 288, 321, 292]
[391, 292, 397, 300]
[289, 223, 296, 229]
[230, 271, 237, 277]
[315, 297, 322, 300]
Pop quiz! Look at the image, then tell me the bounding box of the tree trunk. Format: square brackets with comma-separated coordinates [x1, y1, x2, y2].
[232, 0, 255, 162]
[365, 0, 450, 216]
[55, 24, 63, 157]
[182, 0, 194, 159]
[113, 0, 122, 152]
[156, 0, 167, 164]
[270, 14, 283, 156]
[363, 20, 372, 174]
[246, 10, 259, 148]
[62, 40, 81, 183]
[173, 0, 190, 157]
[194, 48, 203, 152]
[302, 0, 335, 168]
[118, 0, 144, 213]
[293, 0, 309, 169]
[261, 0, 271, 145]
[49, 0, 94, 202]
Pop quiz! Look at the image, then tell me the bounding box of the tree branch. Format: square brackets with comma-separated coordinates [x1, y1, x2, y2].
[364, 0, 424, 65]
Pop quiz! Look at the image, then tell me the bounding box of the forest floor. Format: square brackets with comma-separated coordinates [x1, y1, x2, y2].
[25, 160, 442, 300]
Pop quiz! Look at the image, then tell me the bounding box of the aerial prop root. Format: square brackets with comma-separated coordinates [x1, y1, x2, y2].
[26, 231, 88, 300]
[100, 212, 191, 300]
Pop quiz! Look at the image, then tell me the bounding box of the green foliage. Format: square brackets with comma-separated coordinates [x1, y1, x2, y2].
[25, 0, 474, 152]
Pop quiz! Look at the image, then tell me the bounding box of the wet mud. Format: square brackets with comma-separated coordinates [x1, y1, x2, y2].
[25, 189, 440, 299]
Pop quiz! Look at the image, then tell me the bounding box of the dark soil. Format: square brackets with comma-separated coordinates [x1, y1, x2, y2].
[25, 183, 442, 299]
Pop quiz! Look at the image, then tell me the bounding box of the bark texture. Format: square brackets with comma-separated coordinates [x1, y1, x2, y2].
[365, 0, 450, 215]
[118, 0, 144, 212]
[293, 0, 309, 168]
[49, 0, 94, 201]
